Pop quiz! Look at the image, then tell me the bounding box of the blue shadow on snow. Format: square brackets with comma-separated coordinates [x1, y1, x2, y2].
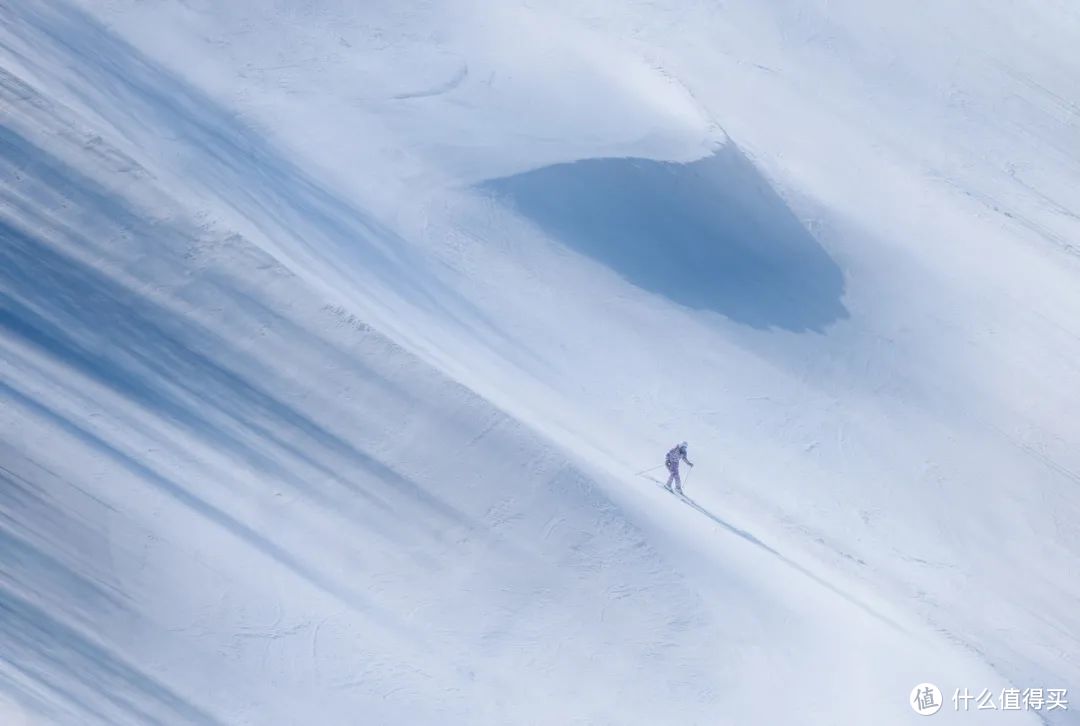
[481, 144, 848, 332]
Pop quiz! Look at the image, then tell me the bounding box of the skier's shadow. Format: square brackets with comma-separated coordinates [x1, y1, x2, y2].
[644, 476, 900, 630]
[644, 475, 774, 549]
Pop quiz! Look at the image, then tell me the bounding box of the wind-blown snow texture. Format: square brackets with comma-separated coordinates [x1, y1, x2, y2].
[2, 1, 1079, 724]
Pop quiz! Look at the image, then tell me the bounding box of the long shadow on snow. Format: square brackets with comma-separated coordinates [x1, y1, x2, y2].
[0, 583, 223, 725]
[0, 204, 469, 718]
[644, 477, 900, 629]
[0, 215, 472, 539]
[0, 122, 487, 639]
[0, 460, 216, 723]
[0, 381, 404, 634]
[686, 496, 901, 629]
[0, 462, 131, 649]
[1, 0, 521, 360]
[481, 144, 848, 332]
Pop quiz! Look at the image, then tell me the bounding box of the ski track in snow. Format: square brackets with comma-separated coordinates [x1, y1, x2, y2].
[392, 64, 470, 101]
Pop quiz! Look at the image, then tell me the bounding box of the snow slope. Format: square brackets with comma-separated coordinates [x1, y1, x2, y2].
[2, 0, 1079, 724]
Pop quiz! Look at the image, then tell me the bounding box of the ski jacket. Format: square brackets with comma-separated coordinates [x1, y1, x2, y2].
[666, 445, 691, 470]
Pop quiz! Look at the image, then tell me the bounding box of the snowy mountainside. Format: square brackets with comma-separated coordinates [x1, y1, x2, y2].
[0, 73, 718, 723]
[3, 0, 1080, 724]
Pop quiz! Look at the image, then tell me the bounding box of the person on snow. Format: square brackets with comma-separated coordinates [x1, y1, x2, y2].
[664, 441, 693, 494]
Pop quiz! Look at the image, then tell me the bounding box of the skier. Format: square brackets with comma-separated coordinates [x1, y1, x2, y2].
[664, 441, 693, 494]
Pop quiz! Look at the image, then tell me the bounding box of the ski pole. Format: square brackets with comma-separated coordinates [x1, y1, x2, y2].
[635, 464, 665, 476]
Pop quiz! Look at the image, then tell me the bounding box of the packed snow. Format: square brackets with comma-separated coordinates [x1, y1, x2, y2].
[2, 1, 1079, 724]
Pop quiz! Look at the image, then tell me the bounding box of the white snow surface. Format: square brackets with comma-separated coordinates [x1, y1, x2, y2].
[2, 1, 1079, 724]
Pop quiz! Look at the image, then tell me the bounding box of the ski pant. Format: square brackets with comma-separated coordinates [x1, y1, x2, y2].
[665, 463, 681, 489]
